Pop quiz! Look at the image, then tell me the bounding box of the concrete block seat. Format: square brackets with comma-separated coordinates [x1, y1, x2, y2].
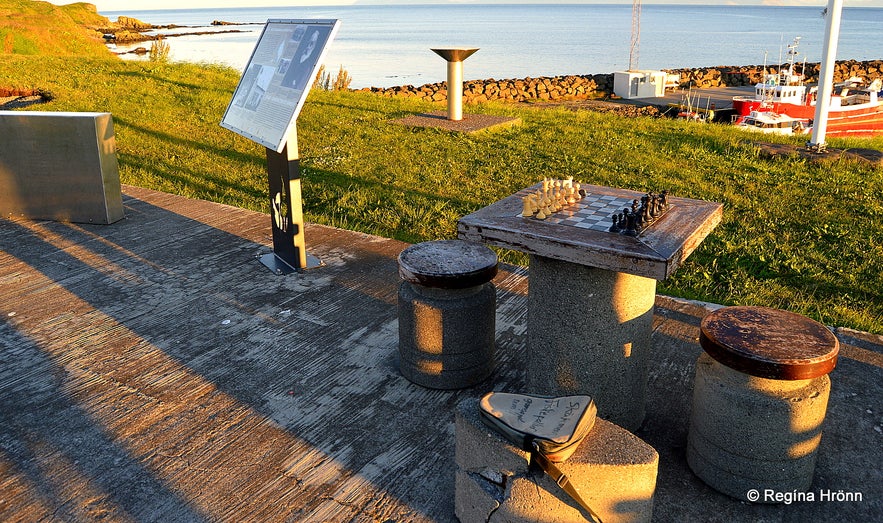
[455, 397, 658, 523]
[397, 240, 498, 389]
[687, 306, 840, 502]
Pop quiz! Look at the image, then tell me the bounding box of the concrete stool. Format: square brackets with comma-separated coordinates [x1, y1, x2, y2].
[397, 240, 497, 389]
[687, 306, 839, 502]
[455, 398, 658, 523]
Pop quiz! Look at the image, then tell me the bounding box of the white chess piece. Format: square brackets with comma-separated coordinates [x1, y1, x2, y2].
[522, 195, 535, 217]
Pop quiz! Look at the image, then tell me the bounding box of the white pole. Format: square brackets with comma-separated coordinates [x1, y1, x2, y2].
[808, 0, 843, 151]
[448, 60, 464, 121]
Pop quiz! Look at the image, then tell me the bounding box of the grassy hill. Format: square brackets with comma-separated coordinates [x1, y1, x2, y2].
[0, 0, 111, 56]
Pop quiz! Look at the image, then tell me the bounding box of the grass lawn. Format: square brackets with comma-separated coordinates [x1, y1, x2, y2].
[2, 54, 882, 334]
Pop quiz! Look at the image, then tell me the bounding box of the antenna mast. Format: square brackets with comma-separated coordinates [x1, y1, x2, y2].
[629, 0, 642, 71]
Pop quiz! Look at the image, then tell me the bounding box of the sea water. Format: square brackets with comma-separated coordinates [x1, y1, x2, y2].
[103, 4, 883, 89]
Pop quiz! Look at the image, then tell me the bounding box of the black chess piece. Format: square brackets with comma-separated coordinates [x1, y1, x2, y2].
[631, 199, 640, 214]
[635, 211, 645, 233]
[649, 193, 659, 217]
[609, 213, 621, 232]
[624, 210, 639, 236]
[659, 190, 668, 210]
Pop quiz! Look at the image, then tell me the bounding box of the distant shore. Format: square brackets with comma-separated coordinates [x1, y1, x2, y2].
[97, 15, 257, 53]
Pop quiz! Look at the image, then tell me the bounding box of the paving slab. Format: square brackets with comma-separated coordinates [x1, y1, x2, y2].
[392, 110, 521, 133]
[0, 186, 880, 522]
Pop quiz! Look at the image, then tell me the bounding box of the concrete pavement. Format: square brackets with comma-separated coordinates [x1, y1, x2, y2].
[1, 186, 880, 522]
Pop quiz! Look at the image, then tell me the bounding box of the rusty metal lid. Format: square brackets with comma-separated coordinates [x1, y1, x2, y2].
[398, 240, 497, 289]
[430, 48, 479, 62]
[699, 306, 839, 380]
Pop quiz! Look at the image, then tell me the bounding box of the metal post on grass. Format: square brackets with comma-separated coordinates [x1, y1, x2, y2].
[431, 48, 479, 121]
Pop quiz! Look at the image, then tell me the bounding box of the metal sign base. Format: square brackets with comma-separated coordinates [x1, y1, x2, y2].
[260, 252, 323, 275]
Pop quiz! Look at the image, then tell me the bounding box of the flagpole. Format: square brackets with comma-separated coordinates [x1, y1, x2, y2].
[808, 0, 843, 152]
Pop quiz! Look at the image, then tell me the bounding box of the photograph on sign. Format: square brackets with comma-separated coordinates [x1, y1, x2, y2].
[221, 19, 340, 152]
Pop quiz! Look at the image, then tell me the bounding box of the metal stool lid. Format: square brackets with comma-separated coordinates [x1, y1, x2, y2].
[398, 240, 498, 289]
[699, 306, 839, 380]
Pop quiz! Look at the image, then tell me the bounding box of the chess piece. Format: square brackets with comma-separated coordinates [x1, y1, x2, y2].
[609, 213, 621, 232]
[522, 195, 536, 217]
[536, 206, 547, 220]
[624, 210, 638, 236]
[648, 193, 658, 218]
[660, 190, 668, 210]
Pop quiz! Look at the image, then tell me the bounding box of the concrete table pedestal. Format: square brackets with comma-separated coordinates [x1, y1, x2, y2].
[687, 306, 840, 502]
[527, 255, 656, 430]
[455, 397, 658, 523]
[459, 182, 722, 430]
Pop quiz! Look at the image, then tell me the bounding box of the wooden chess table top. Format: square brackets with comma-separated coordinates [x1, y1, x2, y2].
[457, 182, 723, 280]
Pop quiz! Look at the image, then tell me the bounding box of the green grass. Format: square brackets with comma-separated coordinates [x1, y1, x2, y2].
[2, 53, 882, 334]
[0, 0, 110, 56]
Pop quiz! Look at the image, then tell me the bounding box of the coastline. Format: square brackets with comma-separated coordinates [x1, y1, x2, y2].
[98, 4, 883, 90]
[97, 18, 883, 94]
[360, 59, 883, 105]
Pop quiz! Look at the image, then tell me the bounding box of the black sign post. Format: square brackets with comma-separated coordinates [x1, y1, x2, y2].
[261, 132, 320, 273]
[221, 19, 339, 273]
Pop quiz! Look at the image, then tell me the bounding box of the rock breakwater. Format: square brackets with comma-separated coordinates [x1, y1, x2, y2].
[359, 59, 883, 103]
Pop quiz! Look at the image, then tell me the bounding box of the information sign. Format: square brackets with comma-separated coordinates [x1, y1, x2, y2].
[221, 19, 340, 152]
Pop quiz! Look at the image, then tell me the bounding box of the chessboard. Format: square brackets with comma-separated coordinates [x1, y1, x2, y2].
[542, 193, 642, 232]
[516, 180, 672, 236]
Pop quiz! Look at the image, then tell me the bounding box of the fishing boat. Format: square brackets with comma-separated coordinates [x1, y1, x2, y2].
[731, 38, 883, 137]
[735, 110, 809, 135]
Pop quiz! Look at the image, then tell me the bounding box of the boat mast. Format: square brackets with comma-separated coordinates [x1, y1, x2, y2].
[808, 0, 844, 152]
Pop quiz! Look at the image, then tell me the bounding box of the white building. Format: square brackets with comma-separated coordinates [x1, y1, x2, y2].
[613, 70, 677, 99]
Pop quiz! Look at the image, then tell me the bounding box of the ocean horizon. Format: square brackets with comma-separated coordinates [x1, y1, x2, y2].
[104, 4, 883, 89]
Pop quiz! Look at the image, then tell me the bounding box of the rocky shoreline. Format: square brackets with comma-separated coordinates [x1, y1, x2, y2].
[91, 15, 253, 49]
[359, 59, 883, 104]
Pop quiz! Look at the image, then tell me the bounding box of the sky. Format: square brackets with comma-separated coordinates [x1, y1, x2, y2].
[59, 0, 883, 13]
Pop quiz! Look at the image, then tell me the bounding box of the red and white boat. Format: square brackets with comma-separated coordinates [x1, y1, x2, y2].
[732, 39, 883, 137]
[736, 110, 809, 135]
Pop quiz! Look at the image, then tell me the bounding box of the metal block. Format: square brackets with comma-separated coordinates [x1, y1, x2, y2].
[0, 111, 124, 224]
